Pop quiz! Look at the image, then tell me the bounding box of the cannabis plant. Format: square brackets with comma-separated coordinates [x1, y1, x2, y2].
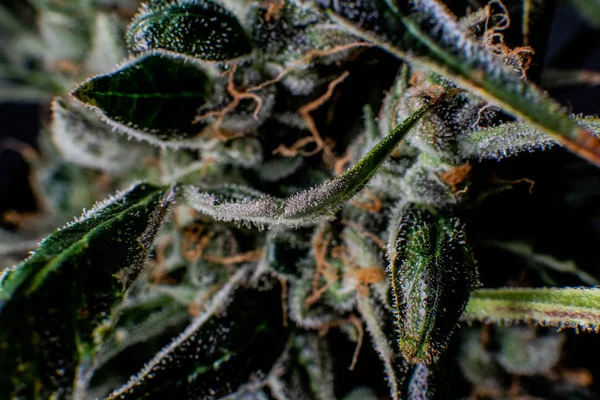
[2, 0, 600, 398]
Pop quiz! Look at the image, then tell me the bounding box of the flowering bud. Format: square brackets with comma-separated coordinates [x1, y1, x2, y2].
[386, 202, 478, 364]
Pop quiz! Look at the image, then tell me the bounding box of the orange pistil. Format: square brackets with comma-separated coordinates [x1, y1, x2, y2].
[334, 149, 353, 176]
[352, 267, 386, 297]
[52, 59, 80, 75]
[278, 276, 289, 327]
[203, 128, 248, 143]
[1, 211, 39, 228]
[272, 136, 320, 157]
[440, 163, 472, 193]
[493, 176, 535, 194]
[316, 315, 364, 371]
[263, 0, 285, 22]
[194, 41, 372, 158]
[305, 279, 336, 309]
[306, 231, 339, 308]
[347, 314, 364, 371]
[194, 64, 264, 129]
[249, 42, 371, 93]
[276, 71, 350, 161]
[202, 248, 264, 265]
[188, 302, 203, 317]
[482, 1, 534, 77]
[182, 223, 214, 261]
[350, 189, 383, 214]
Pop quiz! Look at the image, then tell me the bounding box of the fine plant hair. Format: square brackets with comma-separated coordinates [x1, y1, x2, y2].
[1, 0, 600, 399]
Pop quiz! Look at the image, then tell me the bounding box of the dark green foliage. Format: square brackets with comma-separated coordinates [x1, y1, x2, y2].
[1, 0, 600, 399]
[127, 0, 253, 61]
[107, 271, 289, 399]
[72, 53, 213, 144]
[387, 202, 478, 363]
[0, 183, 173, 398]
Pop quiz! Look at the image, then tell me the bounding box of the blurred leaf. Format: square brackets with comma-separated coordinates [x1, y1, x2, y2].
[51, 98, 152, 172]
[85, 12, 127, 75]
[39, 9, 92, 69]
[484, 241, 600, 286]
[542, 68, 600, 88]
[496, 327, 565, 375]
[569, 0, 600, 30]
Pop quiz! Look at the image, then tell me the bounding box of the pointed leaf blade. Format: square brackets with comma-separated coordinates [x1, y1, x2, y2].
[184, 101, 434, 226]
[0, 183, 173, 398]
[71, 53, 213, 147]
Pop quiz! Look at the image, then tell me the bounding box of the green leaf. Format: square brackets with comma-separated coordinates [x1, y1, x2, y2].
[0, 183, 173, 398]
[0, 63, 69, 95]
[71, 53, 214, 148]
[386, 202, 478, 364]
[331, 1, 600, 166]
[87, 295, 191, 398]
[458, 121, 555, 160]
[263, 229, 312, 278]
[92, 294, 190, 372]
[106, 268, 289, 399]
[463, 287, 600, 331]
[458, 116, 600, 160]
[127, 0, 253, 61]
[51, 98, 152, 172]
[183, 101, 434, 227]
